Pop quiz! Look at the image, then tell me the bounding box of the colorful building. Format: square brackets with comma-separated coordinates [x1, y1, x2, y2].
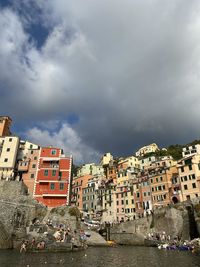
[17, 146, 40, 195]
[149, 159, 178, 207]
[33, 147, 72, 207]
[178, 154, 200, 201]
[71, 174, 93, 209]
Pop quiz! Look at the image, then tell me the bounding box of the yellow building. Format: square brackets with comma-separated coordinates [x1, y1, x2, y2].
[100, 152, 113, 166]
[177, 155, 200, 201]
[115, 156, 140, 221]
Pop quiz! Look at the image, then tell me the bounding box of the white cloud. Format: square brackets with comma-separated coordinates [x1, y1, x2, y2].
[1, 1, 200, 161]
[26, 123, 100, 164]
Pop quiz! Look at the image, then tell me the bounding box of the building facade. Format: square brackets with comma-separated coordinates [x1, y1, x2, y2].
[0, 136, 20, 180]
[136, 143, 159, 157]
[178, 155, 200, 201]
[33, 147, 72, 207]
[0, 116, 12, 137]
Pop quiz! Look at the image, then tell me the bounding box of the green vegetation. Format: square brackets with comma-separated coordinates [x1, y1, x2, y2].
[68, 206, 81, 220]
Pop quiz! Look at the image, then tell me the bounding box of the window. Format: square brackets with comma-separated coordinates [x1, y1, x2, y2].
[116, 201, 119, 205]
[30, 144, 33, 149]
[9, 138, 12, 142]
[121, 200, 124, 205]
[32, 164, 36, 168]
[131, 199, 134, 204]
[51, 150, 56, 155]
[156, 178, 158, 182]
[44, 170, 48, 176]
[184, 184, 188, 190]
[160, 177, 163, 181]
[52, 170, 56, 176]
[188, 165, 192, 171]
[34, 156, 37, 160]
[192, 183, 196, 189]
[60, 183, 64, 190]
[4, 158, 8, 162]
[181, 167, 184, 172]
[163, 185, 165, 190]
[31, 150, 33, 154]
[6, 148, 10, 152]
[50, 183, 55, 190]
[30, 174, 34, 179]
[126, 200, 128, 205]
[192, 174, 195, 179]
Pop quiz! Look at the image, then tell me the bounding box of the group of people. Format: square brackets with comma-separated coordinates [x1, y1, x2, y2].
[19, 217, 90, 253]
[147, 231, 173, 242]
[20, 238, 45, 253]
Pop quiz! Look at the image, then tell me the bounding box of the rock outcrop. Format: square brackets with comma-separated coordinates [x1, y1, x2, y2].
[110, 198, 200, 245]
[0, 181, 79, 249]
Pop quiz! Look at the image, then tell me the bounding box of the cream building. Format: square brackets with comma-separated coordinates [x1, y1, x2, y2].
[77, 163, 104, 177]
[139, 155, 156, 170]
[100, 152, 113, 166]
[177, 154, 200, 201]
[0, 136, 20, 180]
[136, 143, 159, 157]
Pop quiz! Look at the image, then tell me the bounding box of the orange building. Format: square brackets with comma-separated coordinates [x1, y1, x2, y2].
[149, 165, 178, 208]
[18, 148, 40, 195]
[0, 116, 12, 137]
[71, 174, 93, 210]
[34, 147, 72, 207]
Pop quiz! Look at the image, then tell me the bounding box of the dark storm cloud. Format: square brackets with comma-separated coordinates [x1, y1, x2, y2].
[0, 0, 200, 163]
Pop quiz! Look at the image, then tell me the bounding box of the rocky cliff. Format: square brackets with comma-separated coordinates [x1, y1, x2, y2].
[0, 181, 78, 249]
[110, 198, 200, 245]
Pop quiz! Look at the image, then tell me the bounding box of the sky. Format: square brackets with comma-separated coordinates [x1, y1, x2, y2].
[1, 0, 200, 164]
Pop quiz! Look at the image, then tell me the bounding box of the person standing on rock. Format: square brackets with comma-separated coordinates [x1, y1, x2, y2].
[20, 240, 27, 253]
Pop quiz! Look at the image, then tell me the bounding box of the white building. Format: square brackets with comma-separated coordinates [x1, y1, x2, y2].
[135, 143, 159, 157]
[182, 144, 200, 158]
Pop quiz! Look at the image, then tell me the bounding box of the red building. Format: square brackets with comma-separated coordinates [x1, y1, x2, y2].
[33, 147, 72, 207]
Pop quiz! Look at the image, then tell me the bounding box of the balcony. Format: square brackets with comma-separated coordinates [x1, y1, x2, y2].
[42, 158, 60, 162]
[43, 193, 66, 197]
[40, 164, 59, 169]
[18, 160, 30, 172]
